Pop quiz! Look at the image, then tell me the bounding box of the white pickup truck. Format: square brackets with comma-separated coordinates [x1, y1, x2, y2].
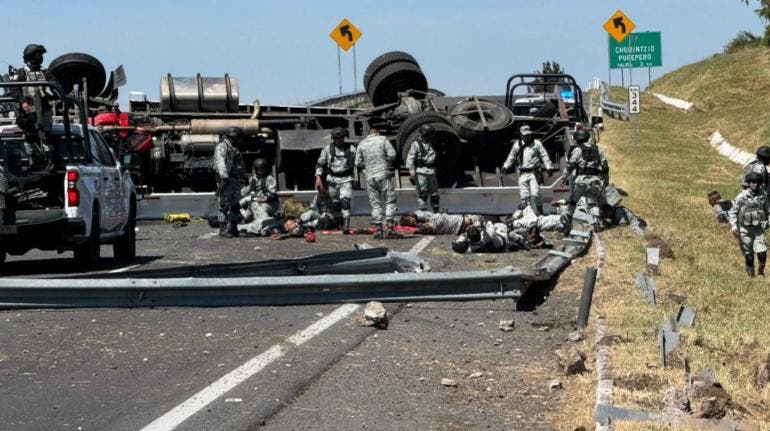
[0, 121, 136, 268]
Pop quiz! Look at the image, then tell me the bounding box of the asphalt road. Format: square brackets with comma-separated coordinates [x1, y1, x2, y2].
[0, 219, 585, 431]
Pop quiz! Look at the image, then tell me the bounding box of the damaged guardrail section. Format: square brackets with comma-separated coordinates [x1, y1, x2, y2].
[0, 222, 592, 309]
[599, 81, 629, 121]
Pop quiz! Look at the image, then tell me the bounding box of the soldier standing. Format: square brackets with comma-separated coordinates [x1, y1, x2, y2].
[355, 128, 397, 238]
[729, 172, 769, 277]
[11, 44, 53, 165]
[315, 127, 356, 233]
[406, 124, 440, 212]
[502, 125, 555, 215]
[741, 146, 770, 197]
[238, 158, 279, 235]
[213, 127, 246, 238]
[565, 129, 608, 226]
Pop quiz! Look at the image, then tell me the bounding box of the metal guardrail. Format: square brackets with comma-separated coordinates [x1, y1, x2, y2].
[599, 81, 629, 121]
[0, 221, 594, 309]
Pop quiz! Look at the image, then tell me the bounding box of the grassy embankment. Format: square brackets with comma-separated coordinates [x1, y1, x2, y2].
[585, 45, 770, 429]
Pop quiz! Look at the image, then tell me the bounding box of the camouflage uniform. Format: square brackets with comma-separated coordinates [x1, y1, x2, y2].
[502, 138, 554, 213]
[300, 192, 336, 230]
[406, 138, 439, 212]
[566, 139, 608, 225]
[237, 174, 279, 235]
[213, 136, 245, 234]
[316, 142, 357, 228]
[741, 158, 769, 197]
[412, 210, 483, 235]
[355, 134, 397, 226]
[599, 206, 646, 236]
[729, 188, 769, 257]
[713, 200, 732, 224]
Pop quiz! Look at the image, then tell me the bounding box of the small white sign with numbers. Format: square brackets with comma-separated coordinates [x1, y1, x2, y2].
[628, 85, 640, 114]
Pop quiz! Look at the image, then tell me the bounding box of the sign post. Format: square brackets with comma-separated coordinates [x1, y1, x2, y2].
[329, 18, 363, 94]
[629, 85, 640, 146]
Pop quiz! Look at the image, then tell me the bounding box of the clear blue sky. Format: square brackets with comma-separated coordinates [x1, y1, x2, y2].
[1, 1, 763, 107]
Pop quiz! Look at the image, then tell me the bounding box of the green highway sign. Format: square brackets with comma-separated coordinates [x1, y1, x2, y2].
[609, 31, 662, 69]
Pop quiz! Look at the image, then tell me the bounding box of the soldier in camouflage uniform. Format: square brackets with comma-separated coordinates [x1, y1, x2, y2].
[741, 146, 770, 197]
[565, 129, 608, 226]
[238, 158, 279, 235]
[729, 172, 770, 277]
[399, 211, 482, 235]
[213, 127, 246, 238]
[355, 128, 397, 238]
[406, 124, 440, 212]
[0, 161, 7, 225]
[452, 220, 514, 254]
[300, 190, 337, 230]
[707, 191, 731, 224]
[315, 127, 356, 233]
[10, 44, 53, 165]
[502, 125, 556, 215]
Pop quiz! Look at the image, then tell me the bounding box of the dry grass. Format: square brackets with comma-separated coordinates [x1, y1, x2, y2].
[592, 61, 770, 429]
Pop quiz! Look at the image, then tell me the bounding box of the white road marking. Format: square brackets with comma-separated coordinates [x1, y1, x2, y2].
[141, 237, 435, 430]
[140, 303, 360, 431]
[108, 264, 141, 274]
[408, 236, 434, 255]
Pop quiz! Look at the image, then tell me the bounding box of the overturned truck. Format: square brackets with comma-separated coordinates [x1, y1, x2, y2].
[91, 51, 601, 216]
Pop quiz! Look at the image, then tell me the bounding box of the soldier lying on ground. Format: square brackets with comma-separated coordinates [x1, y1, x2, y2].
[398, 211, 483, 235]
[597, 204, 646, 235]
[237, 158, 279, 236]
[451, 220, 550, 254]
[508, 204, 569, 232]
[707, 190, 732, 224]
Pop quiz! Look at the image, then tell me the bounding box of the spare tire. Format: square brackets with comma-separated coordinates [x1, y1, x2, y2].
[49, 52, 106, 95]
[367, 62, 428, 107]
[363, 51, 418, 93]
[449, 98, 515, 141]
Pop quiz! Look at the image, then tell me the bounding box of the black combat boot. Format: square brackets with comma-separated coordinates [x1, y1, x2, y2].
[385, 220, 403, 239]
[536, 204, 544, 215]
[373, 223, 384, 239]
[758, 252, 767, 276]
[430, 195, 440, 213]
[746, 255, 756, 277]
[342, 217, 351, 235]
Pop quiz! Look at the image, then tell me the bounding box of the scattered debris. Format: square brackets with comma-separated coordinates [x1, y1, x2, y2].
[441, 378, 458, 387]
[645, 233, 674, 259]
[659, 317, 680, 367]
[498, 320, 515, 332]
[555, 345, 587, 375]
[666, 293, 687, 304]
[205, 333, 213, 338]
[646, 247, 660, 275]
[354, 242, 374, 250]
[224, 398, 243, 403]
[634, 272, 657, 306]
[567, 331, 584, 342]
[758, 356, 770, 390]
[468, 371, 484, 379]
[662, 386, 690, 416]
[548, 379, 562, 391]
[354, 301, 389, 329]
[685, 367, 733, 419]
[676, 305, 696, 328]
[597, 334, 623, 346]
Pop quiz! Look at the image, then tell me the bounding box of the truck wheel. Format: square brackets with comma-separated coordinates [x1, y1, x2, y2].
[449, 98, 515, 141]
[367, 62, 428, 106]
[74, 206, 101, 267]
[400, 122, 461, 187]
[363, 51, 418, 93]
[113, 200, 136, 261]
[396, 111, 452, 162]
[48, 52, 107, 95]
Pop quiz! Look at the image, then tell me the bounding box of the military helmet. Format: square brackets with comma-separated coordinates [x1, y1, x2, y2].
[419, 123, 436, 138]
[573, 129, 590, 144]
[331, 127, 347, 138]
[756, 145, 770, 160]
[451, 240, 469, 254]
[225, 127, 243, 139]
[252, 158, 269, 170]
[23, 44, 46, 62]
[746, 171, 764, 185]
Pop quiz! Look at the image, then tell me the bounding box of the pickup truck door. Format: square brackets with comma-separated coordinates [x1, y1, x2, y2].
[90, 131, 123, 231]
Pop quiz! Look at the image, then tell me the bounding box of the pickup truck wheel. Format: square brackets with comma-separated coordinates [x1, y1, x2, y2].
[113, 200, 136, 261]
[74, 206, 101, 267]
[48, 52, 107, 95]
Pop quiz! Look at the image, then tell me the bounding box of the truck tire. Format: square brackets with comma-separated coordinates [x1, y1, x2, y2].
[113, 199, 136, 261]
[367, 62, 428, 107]
[396, 111, 451, 161]
[449, 98, 515, 141]
[363, 51, 418, 93]
[74, 205, 101, 267]
[49, 52, 107, 95]
[400, 122, 461, 187]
